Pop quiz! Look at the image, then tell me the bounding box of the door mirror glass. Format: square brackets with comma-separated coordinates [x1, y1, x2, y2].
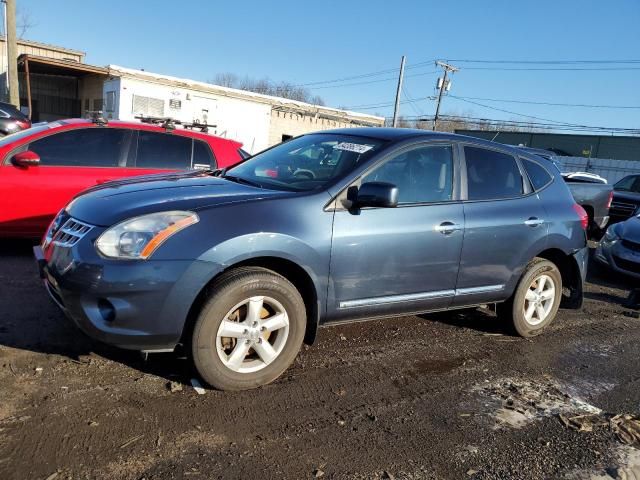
[356, 182, 398, 208]
[11, 150, 40, 167]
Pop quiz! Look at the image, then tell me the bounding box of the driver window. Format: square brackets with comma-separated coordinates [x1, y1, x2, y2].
[361, 145, 454, 204]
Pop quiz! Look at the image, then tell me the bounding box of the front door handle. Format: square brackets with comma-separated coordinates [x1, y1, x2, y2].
[525, 217, 545, 227]
[435, 221, 463, 235]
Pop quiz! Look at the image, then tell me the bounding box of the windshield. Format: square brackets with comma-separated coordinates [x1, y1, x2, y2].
[614, 175, 640, 193]
[224, 134, 385, 191]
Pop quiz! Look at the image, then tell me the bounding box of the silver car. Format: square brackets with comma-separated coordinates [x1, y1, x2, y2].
[596, 214, 640, 280]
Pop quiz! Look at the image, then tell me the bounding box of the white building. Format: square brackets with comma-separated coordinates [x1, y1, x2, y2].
[102, 65, 384, 153]
[9, 39, 384, 154]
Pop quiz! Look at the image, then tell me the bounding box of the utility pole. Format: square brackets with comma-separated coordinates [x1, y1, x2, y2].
[392, 55, 406, 127]
[432, 61, 458, 131]
[5, 0, 18, 107]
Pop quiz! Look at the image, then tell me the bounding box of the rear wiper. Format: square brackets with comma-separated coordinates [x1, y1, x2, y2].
[221, 174, 263, 189]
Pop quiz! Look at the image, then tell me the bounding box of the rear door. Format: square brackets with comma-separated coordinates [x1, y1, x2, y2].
[452, 144, 548, 307]
[2, 127, 132, 236]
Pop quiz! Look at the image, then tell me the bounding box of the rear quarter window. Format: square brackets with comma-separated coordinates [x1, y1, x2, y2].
[192, 140, 216, 169]
[522, 158, 553, 190]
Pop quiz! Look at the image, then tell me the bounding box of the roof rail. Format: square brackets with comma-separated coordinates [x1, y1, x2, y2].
[86, 110, 107, 126]
[135, 115, 216, 133]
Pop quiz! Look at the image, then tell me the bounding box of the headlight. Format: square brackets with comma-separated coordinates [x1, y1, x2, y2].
[603, 225, 620, 243]
[96, 211, 199, 259]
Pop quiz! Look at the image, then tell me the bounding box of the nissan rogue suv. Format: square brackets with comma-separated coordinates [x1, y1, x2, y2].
[34, 128, 589, 391]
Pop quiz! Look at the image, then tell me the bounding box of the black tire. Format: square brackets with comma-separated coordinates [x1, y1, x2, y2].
[191, 267, 306, 391]
[497, 258, 563, 337]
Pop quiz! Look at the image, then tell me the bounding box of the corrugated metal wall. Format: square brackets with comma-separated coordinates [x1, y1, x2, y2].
[555, 156, 640, 184]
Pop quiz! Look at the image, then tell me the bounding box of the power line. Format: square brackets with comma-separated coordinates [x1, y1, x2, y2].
[461, 66, 640, 71]
[293, 60, 438, 88]
[307, 70, 438, 90]
[448, 95, 585, 125]
[453, 95, 640, 109]
[445, 59, 640, 65]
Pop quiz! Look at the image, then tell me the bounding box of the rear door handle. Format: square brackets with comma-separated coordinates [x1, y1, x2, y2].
[525, 217, 545, 227]
[435, 221, 463, 235]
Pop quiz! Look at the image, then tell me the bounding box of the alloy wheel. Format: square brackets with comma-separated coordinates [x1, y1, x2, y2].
[216, 296, 289, 373]
[523, 274, 556, 326]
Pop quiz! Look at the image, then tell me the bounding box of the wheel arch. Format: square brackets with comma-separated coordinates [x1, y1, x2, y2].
[533, 247, 583, 309]
[181, 256, 321, 348]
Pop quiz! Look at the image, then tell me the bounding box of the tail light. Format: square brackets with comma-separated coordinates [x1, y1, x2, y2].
[606, 191, 613, 210]
[573, 204, 589, 230]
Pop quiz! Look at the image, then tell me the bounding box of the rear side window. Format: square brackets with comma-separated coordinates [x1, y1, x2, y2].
[28, 128, 129, 167]
[192, 140, 215, 169]
[522, 158, 553, 190]
[135, 131, 192, 169]
[464, 146, 524, 200]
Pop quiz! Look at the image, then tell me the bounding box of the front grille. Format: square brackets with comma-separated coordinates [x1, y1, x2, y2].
[613, 255, 640, 274]
[610, 200, 638, 219]
[51, 218, 94, 248]
[622, 239, 640, 253]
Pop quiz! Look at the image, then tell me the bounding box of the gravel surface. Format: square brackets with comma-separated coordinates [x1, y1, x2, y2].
[0, 239, 638, 480]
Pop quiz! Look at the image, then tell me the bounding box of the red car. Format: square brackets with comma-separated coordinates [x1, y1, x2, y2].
[0, 118, 245, 237]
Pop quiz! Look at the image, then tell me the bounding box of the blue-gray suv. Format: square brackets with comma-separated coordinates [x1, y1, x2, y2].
[34, 128, 589, 390]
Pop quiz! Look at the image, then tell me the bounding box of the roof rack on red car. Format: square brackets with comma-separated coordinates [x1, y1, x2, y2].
[135, 115, 177, 131]
[135, 115, 216, 133]
[86, 111, 108, 126]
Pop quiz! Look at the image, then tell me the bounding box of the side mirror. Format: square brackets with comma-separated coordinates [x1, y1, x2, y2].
[11, 150, 40, 167]
[356, 182, 398, 208]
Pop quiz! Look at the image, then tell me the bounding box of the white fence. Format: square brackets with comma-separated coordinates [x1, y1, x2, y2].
[555, 156, 640, 184]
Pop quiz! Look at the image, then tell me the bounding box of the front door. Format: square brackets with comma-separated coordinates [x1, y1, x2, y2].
[1, 127, 133, 236]
[328, 143, 464, 321]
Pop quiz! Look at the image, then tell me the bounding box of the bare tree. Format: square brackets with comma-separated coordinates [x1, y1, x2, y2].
[17, 10, 35, 38]
[210, 72, 325, 105]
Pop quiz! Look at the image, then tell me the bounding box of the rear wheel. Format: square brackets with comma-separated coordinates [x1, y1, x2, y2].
[498, 258, 562, 337]
[191, 267, 306, 391]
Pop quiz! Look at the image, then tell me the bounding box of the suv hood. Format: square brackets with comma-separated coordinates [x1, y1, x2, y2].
[66, 171, 289, 226]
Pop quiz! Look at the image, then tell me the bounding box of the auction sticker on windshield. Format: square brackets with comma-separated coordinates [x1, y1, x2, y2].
[334, 142, 375, 154]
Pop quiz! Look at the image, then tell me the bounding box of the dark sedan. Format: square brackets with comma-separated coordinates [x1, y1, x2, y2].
[596, 215, 640, 280]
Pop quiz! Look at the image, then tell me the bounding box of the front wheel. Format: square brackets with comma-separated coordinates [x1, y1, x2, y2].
[191, 267, 306, 391]
[498, 258, 562, 337]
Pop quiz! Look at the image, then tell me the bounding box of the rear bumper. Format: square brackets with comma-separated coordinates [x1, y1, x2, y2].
[34, 244, 222, 351]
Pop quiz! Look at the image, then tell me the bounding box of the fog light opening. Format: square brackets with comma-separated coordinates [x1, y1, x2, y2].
[97, 299, 116, 322]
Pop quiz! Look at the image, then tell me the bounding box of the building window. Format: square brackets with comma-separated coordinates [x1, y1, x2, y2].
[132, 94, 164, 117]
[105, 91, 116, 112]
[169, 98, 181, 110]
[93, 99, 103, 111]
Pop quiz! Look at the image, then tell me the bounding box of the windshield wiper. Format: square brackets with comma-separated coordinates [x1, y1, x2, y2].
[221, 174, 264, 189]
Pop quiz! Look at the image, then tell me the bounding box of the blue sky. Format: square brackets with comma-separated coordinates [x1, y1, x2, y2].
[18, 0, 640, 131]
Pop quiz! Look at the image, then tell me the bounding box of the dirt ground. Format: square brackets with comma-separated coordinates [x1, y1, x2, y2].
[0, 239, 639, 480]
